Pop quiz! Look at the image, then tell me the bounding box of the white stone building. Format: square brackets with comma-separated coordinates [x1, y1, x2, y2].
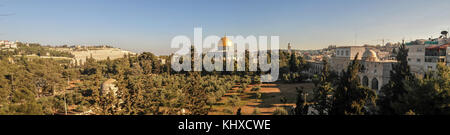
[424, 44, 450, 70]
[406, 44, 427, 75]
[0, 40, 18, 49]
[329, 46, 396, 92]
[358, 49, 396, 91]
[329, 46, 366, 73]
[406, 37, 450, 76]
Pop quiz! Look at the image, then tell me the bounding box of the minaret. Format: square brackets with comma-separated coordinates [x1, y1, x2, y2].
[288, 43, 292, 55]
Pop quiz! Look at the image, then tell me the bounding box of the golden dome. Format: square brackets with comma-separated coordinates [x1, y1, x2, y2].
[362, 49, 379, 62]
[219, 36, 233, 47]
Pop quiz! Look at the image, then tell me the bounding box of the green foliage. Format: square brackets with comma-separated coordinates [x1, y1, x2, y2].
[76, 53, 237, 115]
[273, 107, 289, 115]
[227, 94, 241, 108]
[313, 60, 334, 115]
[183, 72, 209, 115]
[330, 54, 376, 115]
[295, 87, 310, 115]
[256, 92, 262, 99]
[278, 51, 309, 79]
[251, 85, 261, 91]
[281, 72, 309, 83]
[222, 108, 233, 115]
[138, 52, 161, 74]
[252, 76, 261, 85]
[0, 54, 72, 115]
[14, 43, 74, 58]
[400, 63, 450, 115]
[0, 46, 258, 115]
[252, 108, 261, 115]
[378, 43, 416, 115]
[289, 53, 308, 72]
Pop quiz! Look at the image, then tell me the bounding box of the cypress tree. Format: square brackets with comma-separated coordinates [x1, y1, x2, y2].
[313, 59, 334, 115]
[378, 42, 415, 115]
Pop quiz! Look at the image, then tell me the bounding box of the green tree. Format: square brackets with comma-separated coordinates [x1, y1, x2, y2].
[227, 94, 241, 114]
[138, 52, 160, 74]
[313, 59, 334, 115]
[273, 107, 289, 115]
[330, 54, 376, 115]
[408, 63, 450, 115]
[295, 87, 309, 115]
[378, 42, 415, 115]
[184, 72, 209, 115]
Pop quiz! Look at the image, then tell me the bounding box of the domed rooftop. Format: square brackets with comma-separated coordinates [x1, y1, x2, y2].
[219, 36, 233, 47]
[362, 49, 379, 62]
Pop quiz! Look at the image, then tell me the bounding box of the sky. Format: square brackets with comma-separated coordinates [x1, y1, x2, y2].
[1, 0, 450, 55]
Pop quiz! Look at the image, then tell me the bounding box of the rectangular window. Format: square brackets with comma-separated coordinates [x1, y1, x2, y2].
[417, 59, 421, 62]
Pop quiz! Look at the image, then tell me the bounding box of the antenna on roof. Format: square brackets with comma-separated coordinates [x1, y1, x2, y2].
[374, 38, 390, 46]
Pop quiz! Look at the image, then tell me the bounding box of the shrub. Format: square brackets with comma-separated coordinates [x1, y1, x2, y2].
[251, 85, 261, 91]
[256, 92, 262, 100]
[223, 108, 233, 115]
[252, 108, 261, 115]
[74, 105, 86, 112]
[237, 88, 245, 93]
[252, 76, 261, 85]
[273, 107, 289, 115]
[227, 95, 241, 108]
[241, 83, 248, 89]
[206, 95, 217, 106]
[282, 73, 309, 83]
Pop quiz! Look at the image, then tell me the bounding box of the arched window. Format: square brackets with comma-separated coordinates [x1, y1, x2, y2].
[362, 76, 369, 87]
[360, 64, 366, 72]
[372, 78, 379, 90]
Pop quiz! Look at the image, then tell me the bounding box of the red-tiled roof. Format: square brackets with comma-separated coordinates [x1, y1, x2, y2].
[426, 44, 450, 49]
